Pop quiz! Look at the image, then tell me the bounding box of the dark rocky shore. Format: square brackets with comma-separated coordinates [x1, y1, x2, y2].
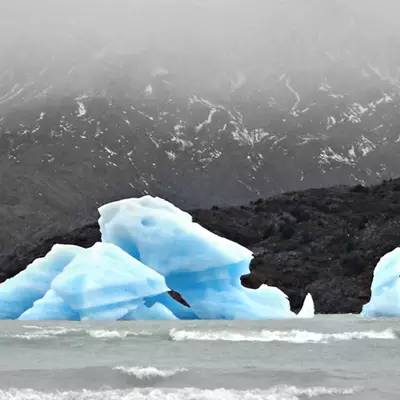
[2, 178, 400, 314]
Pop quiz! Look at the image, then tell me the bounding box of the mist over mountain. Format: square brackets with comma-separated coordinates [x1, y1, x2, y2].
[1, 0, 400, 255]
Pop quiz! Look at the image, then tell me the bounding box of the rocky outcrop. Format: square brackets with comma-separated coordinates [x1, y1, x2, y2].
[2, 178, 400, 314]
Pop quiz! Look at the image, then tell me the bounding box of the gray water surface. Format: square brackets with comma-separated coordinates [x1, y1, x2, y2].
[0, 315, 399, 399]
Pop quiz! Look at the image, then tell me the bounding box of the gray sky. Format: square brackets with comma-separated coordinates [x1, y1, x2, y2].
[1, 0, 399, 96]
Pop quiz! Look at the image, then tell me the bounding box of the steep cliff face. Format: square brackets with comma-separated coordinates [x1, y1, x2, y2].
[2, 178, 400, 314]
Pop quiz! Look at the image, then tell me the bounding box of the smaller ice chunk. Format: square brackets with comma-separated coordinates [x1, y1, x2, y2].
[122, 303, 177, 320]
[0, 245, 83, 319]
[188, 285, 295, 320]
[361, 248, 400, 317]
[51, 242, 170, 320]
[297, 293, 315, 319]
[242, 286, 295, 319]
[19, 290, 79, 321]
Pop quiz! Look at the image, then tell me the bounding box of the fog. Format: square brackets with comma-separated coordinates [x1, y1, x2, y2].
[1, 0, 400, 98]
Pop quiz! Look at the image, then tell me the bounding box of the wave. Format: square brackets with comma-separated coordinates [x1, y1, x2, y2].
[13, 327, 78, 340]
[0, 385, 359, 400]
[169, 328, 397, 343]
[22, 325, 45, 329]
[86, 329, 151, 339]
[113, 365, 187, 379]
[4, 327, 151, 341]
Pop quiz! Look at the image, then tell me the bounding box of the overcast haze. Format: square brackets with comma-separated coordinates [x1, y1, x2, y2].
[1, 0, 400, 104]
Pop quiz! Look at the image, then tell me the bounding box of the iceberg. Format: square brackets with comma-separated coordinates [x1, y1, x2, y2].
[17, 242, 171, 320]
[361, 248, 400, 317]
[297, 293, 315, 319]
[98, 196, 252, 278]
[0, 195, 314, 320]
[0, 245, 84, 319]
[99, 196, 310, 320]
[51, 242, 170, 320]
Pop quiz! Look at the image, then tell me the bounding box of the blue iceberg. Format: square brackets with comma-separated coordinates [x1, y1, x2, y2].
[361, 248, 400, 317]
[17, 242, 171, 321]
[0, 245, 84, 319]
[0, 195, 314, 320]
[51, 242, 170, 320]
[99, 196, 311, 320]
[19, 290, 79, 321]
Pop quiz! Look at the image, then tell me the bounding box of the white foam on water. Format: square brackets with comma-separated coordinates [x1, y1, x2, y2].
[86, 329, 151, 339]
[4, 327, 151, 340]
[169, 328, 396, 343]
[22, 325, 44, 330]
[0, 385, 360, 400]
[13, 327, 79, 340]
[113, 365, 187, 379]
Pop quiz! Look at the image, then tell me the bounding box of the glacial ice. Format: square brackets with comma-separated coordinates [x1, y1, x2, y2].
[146, 292, 199, 320]
[0, 245, 84, 319]
[51, 242, 170, 320]
[297, 293, 315, 319]
[98, 196, 253, 277]
[0, 195, 315, 320]
[361, 247, 400, 317]
[99, 196, 305, 320]
[19, 290, 79, 321]
[122, 303, 177, 320]
[16, 242, 171, 321]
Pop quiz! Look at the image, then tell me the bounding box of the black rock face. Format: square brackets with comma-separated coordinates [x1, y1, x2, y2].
[3, 178, 400, 314]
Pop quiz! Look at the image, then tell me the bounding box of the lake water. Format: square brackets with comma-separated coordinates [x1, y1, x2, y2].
[0, 315, 399, 399]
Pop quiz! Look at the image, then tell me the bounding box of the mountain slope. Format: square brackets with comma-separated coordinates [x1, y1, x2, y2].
[1, 0, 400, 255]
